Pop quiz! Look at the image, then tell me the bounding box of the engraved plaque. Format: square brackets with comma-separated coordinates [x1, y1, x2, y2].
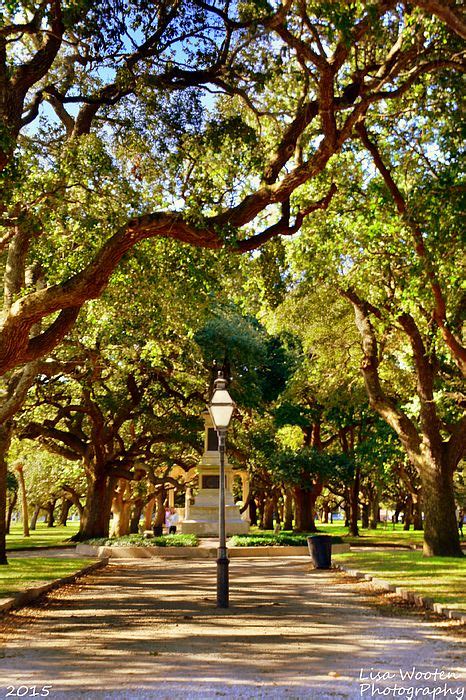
[207, 428, 219, 451]
[202, 475, 220, 489]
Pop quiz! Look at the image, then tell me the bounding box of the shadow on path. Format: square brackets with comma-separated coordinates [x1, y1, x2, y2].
[0, 558, 464, 699]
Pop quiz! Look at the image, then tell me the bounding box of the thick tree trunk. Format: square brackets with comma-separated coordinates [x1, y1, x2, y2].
[421, 456, 462, 556]
[293, 487, 317, 532]
[283, 490, 293, 530]
[403, 495, 413, 531]
[413, 496, 423, 530]
[58, 497, 72, 526]
[257, 495, 265, 529]
[15, 464, 30, 537]
[277, 498, 284, 524]
[111, 504, 130, 537]
[46, 499, 56, 527]
[130, 499, 143, 534]
[361, 503, 369, 529]
[261, 497, 274, 530]
[144, 496, 155, 530]
[153, 489, 166, 530]
[249, 498, 258, 526]
[120, 496, 131, 536]
[30, 504, 40, 530]
[110, 480, 131, 537]
[63, 488, 84, 520]
[345, 290, 465, 556]
[77, 472, 115, 540]
[369, 492, 379, 529]
[0, 422, 13, 564]
[6, 491, 17, 534]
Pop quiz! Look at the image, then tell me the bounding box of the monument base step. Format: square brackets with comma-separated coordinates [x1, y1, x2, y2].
[181, 519, 249, 536]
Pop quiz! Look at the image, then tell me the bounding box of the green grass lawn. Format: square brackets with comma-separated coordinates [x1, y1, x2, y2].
[6, 522, 80, 550]
[0, 557, 94, 598]
[246, 523, 432, 547]
[333, 550, 466, 611]
[317, 522, 428, 547]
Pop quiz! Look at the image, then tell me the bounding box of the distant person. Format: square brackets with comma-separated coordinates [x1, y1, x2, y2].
[458, 509, 464, 537]
[168, 507, 179, 535]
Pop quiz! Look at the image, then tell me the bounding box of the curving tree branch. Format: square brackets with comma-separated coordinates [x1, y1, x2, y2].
[412, 0, 466, 40]
[356, 122, 466, 377]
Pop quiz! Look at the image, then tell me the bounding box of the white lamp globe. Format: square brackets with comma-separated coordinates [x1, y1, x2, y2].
[209, 374, 235, 430]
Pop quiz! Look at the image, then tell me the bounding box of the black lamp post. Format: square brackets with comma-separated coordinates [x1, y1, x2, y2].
[208, 371, 235, 608]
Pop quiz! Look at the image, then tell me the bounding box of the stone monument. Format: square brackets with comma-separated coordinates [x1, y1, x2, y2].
[180, 412, 249, 536]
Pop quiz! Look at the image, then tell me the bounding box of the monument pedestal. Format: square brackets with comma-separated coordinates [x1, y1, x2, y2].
[181, 414, 249, 537]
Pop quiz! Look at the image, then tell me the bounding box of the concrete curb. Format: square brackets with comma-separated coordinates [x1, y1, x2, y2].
[334, 563, 466, 624]
[76, 543, 351, 559]
[0, 559, 108, 615]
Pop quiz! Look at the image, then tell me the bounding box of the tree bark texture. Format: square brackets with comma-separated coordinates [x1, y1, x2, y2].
[293, 487, 319, 532]
[6, 491, 17, 535]
[403, 496, 413, 531]
[78, 473, 115, 540]
[58, 497, 72, 526]
[153, 489, 166, 529]
[261, 497, 275, 531]
[413, 497, 423, 531]
[369, 495, 380, 530]
[15, 464, 29, 537]
[110, 480, 131, 537]
[46, 499, 56, 527]
[6, 492, 18, 535]
[249, 498, 258, 527]
[421, 456, 461, 556]
[29, 504, 40, 530]
[144, 496, 156, 530]
[0, 422, 12, 564]
[129, 499, 144, 534]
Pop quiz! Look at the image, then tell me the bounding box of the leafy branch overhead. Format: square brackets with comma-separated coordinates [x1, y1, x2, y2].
[0, 1, 464, 377]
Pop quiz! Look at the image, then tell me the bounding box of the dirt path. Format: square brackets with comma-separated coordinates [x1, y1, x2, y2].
[0, 557, 464, 699]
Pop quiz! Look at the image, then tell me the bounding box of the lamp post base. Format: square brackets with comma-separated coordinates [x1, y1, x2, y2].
[216, 548, 229, 608]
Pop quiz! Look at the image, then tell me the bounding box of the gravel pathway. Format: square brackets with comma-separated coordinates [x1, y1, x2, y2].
[0, 557, 464, 699]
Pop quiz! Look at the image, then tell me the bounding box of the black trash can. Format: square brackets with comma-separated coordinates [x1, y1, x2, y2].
[307, 535, 332, 569]
[153, 524, 163, 536]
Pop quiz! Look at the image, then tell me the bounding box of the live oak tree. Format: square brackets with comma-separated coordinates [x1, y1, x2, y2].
[0, 223, 220, 557]
[283, 119, 465, 555]
[0, 2, 464, 558]
[257, 283, 358, 531]
[9, 442, 85, 529]
[1, 1, 463, 382]
[0, 0, 321, 557]
[339, 200, 464, 554]
[17, 337, 205, 540]
[195, 302, 297, 517]
[349, 76, 464, 556]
